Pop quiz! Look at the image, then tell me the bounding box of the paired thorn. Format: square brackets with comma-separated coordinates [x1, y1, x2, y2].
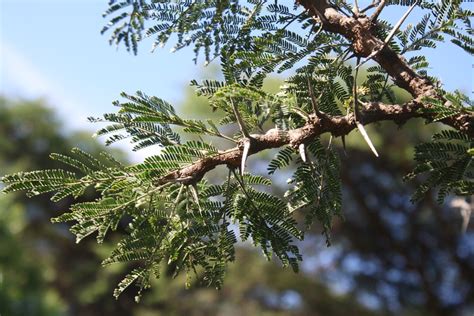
[356, 122, 379, 157]
[241, 138, 251, 176]
[189, 183, 202, 211]
[175, 185, 185, 205]
[353, 56, 379, 157]
[169, 184, 185, 214]
[298, 143, 307, 163]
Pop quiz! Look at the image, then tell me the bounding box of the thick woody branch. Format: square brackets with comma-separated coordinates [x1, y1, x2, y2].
[156, 101, 473, 186]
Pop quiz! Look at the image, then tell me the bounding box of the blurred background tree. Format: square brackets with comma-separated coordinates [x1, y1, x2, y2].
[1, 75, 472, 315]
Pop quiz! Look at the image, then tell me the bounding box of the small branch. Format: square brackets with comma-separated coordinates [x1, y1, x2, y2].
[174, 185, 184, 207]
[360, 0, 378, 14]
[370, 0, 386, 21]
[292, 107, 310, 121]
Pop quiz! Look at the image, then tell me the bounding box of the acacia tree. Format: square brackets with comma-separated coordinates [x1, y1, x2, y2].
[2, 0, 472, 300]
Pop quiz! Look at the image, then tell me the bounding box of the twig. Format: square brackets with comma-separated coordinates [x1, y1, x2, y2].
[370, 0, 386, 21]
[360, 0, 379, 14]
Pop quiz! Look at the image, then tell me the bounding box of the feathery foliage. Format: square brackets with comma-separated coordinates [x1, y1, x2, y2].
[1, 0, 473, 300]
[406, 129, 473, 204]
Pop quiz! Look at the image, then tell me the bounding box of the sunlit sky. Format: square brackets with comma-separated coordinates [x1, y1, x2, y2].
[1, 0, 472, 161]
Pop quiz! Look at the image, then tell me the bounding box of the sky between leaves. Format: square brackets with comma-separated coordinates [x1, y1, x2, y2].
[1, 0, 473, 161]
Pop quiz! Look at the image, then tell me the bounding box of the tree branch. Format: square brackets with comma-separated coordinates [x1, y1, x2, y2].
[155, 100, 473, 186]
[154, 0, 473, 186]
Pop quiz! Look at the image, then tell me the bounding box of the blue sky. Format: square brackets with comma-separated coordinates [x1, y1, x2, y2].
[1, 0, 472, 160]
[0, 0, 210, 160]
[0, 1, 205, 125]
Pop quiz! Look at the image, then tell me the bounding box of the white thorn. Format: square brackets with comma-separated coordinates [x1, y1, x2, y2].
[383, 1, 417, 46]
[357, 1, 417, 70]
[327, 135, 333, 150]
[298, 143, 307, 163]
[450, 197, 472, 233]
[356, 122, 379, 157]
[241, 138, 251, 176]
[190, 184, 201, 211]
